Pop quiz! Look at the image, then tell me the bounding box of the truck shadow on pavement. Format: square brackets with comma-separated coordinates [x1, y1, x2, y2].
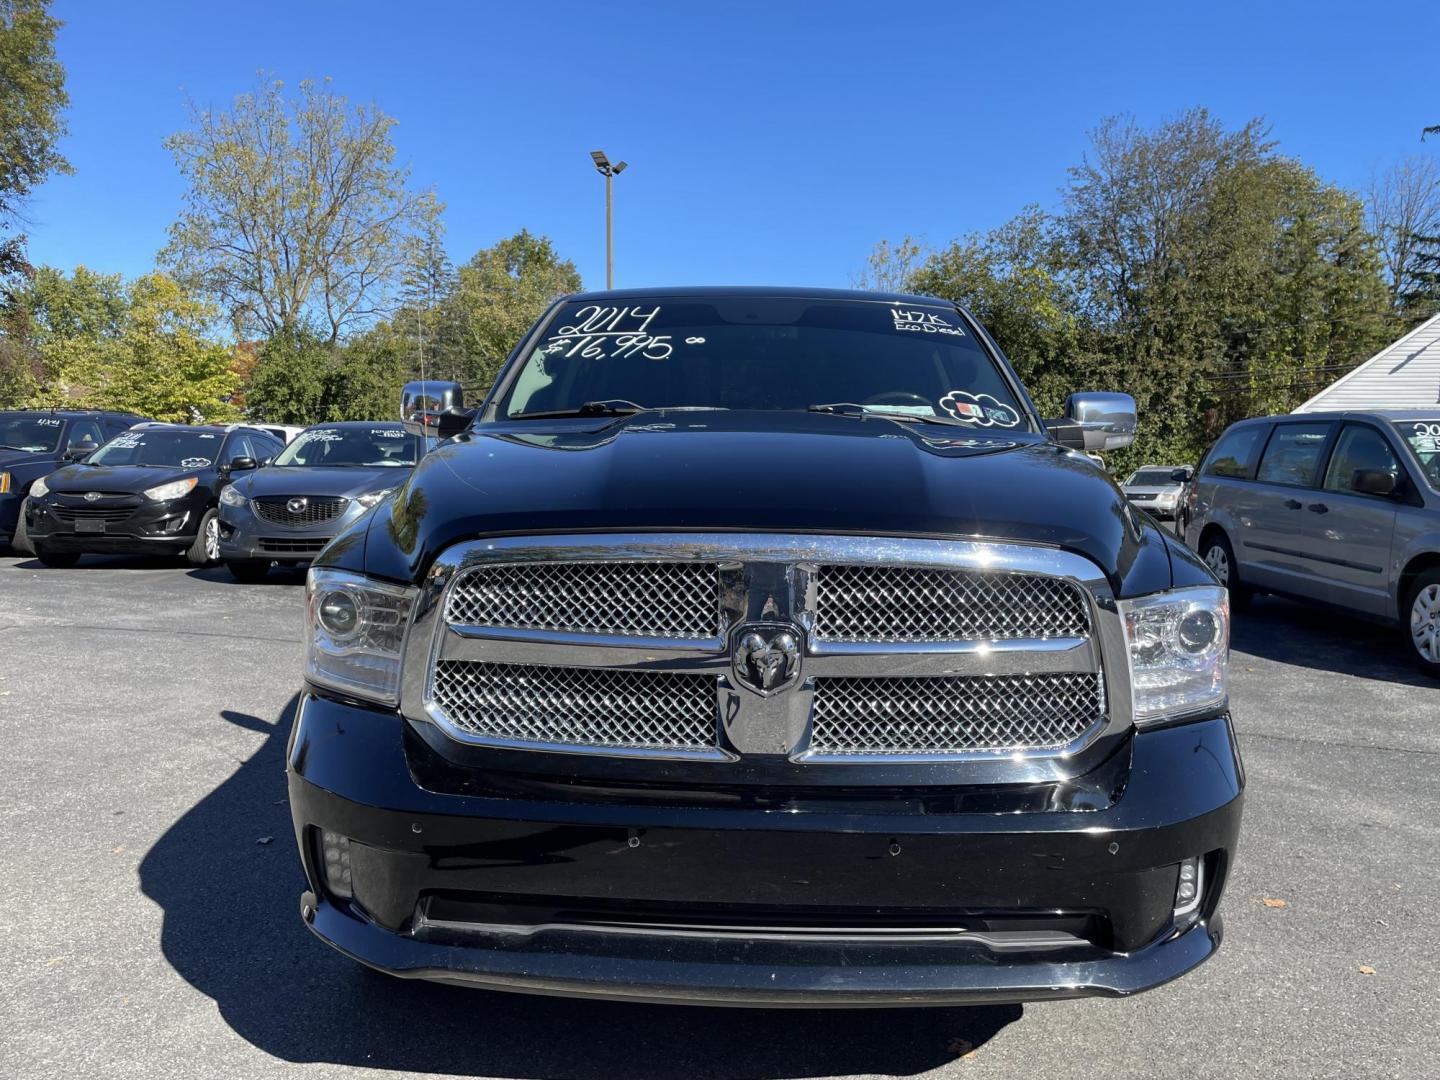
[1230, 595, 1436, 686]
[138, 698, 1020, 1078]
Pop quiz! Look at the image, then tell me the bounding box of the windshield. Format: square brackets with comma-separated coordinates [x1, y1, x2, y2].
[89, 428, 222, 469]
[1126, 468, 1179, 485]
[273, 426, 420, 467]
[1397, 419, 1440, 489]
[0, 413, 66, 453]
[497, 298, 1031, 429]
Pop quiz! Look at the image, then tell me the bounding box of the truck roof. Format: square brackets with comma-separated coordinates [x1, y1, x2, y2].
[561, 284, 951, 307]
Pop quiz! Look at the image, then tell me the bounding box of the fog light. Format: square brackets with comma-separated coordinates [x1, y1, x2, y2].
[1174, 856, 1203, 918]
[320, 830, 353, 899]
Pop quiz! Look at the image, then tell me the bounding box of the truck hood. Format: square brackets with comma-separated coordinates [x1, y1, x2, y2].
[234, 464, 407, 500]
[354, 411, 1175, 596]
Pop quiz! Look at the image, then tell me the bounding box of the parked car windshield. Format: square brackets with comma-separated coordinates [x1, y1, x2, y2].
[89, 428, 224, 469]
[1396, 419, 1440, 488]
[1125, 467, 1179, 485]
[498, 298, 1032, 430]
[272, 426, 421, 467]
[0, 413, 66, 452]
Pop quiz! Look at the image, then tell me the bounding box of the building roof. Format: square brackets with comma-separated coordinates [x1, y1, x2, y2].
[1295, 312, 1440, 412]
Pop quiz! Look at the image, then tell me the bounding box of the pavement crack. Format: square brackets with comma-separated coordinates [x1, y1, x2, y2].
[1237, 728, 1440, 759]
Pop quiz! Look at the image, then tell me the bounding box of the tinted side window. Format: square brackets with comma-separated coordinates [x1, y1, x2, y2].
[1323, 425, 1400, 494]
[65, 421, 103, 451]
[1255, 423, 1333, 487]
[1203, 425, 1265, 479]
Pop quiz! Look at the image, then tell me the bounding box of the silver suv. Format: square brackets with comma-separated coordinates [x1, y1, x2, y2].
[1185, 410, 1440, 675]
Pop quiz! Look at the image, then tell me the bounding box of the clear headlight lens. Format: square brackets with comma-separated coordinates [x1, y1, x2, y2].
[305, 569, 416, 705]
[1119, 585, 1229, 724]
[355, 487, 395, 509]
[144, 476, 198, 501]
[30, 474, 49, 498]
[219, 485, 247, 508]
[0, 471, 10, 494]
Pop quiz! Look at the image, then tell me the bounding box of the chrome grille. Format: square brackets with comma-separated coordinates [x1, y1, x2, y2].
[808, 672, 1103, 757]
[813, 565, 1090, 642]
[253, 495, 347, 528]
[431, 660, 716, 752]
[445, 561, 721, 639]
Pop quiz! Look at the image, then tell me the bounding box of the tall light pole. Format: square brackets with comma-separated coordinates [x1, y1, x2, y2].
[590, 150, 627, 289]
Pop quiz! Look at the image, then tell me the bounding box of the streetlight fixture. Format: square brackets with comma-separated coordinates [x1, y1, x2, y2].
[590, 150, 628, 289]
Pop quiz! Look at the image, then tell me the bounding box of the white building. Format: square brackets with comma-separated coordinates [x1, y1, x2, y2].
[1296, 312, 1440, 412]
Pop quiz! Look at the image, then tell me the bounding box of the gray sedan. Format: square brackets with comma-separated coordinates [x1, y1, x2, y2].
[216, 422, 422, 581]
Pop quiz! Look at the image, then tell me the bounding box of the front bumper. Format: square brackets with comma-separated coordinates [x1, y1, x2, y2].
[288, 694, 1244, 1006]
[25, 492, 203, 552]
[218, 500, 365, 563]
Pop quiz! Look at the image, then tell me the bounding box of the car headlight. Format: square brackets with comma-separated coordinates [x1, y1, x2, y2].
[0, 471, 10, 495]
[144, 476, 198, 501]
[305, 569, 417, 705]
[219, 485, 247, 508]
[29, 475, 49, 498]
[355, 487, 395, 509]
[1119, 585, 1229, 724]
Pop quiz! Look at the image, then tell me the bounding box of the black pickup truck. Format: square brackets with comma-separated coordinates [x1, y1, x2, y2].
[288, 287, 1242, 1007]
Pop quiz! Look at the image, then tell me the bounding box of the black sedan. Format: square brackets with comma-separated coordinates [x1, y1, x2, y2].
[23, 423, 285, 567]
[217, 422, 423, 581]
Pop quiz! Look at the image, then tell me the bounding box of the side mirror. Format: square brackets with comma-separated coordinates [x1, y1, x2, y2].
[227, 456, 258, 473]
[1353, 468, 1400, 497]
[1170, 468, 1191, 483]
[62, 447, 95, 463]
[1059, 392, 1137, 452]
[401, 380, 465, 437]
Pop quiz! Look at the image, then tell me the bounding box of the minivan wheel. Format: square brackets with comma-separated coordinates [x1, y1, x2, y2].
[187, 509, 220, 566]
[1404, 570, 1440, 678]
[1201, 532, 1251, 611]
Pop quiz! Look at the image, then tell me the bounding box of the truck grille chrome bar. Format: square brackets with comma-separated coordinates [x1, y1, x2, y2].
[403, 534, 1129, 766]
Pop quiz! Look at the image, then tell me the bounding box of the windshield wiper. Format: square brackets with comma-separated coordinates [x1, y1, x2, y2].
[806, 402, 965, 427]
[510, 399, 648, 420]
[0, 443, 39, 452]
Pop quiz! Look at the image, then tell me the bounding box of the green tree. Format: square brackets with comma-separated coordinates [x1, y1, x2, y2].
[446, 230, 582, 388]
[243, 326, 333, 423]
[0, 0, 70, 282]
[53, 273, 239, 421]
[161, 77, 442, 343]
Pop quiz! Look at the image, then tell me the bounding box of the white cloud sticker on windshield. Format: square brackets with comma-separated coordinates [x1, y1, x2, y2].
[180, 457, 211, 469]
[541, 304, 673, 361]
[892, 308, 966, 336]
[939, 391, 1020, 428]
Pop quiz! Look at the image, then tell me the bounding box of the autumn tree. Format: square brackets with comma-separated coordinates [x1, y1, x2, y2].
[161, 78, 441, 344]
[0, 0, 70, 282]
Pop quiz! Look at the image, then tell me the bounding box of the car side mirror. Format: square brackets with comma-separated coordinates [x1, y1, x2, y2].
[1170, 468, 1190, 483]
[401, 379, 466, 437]
[227, 455, 258, 473]
[62, 447, 95, 463]
[1353, 468, 1400, 496]
[1045, 392, 1137, 452]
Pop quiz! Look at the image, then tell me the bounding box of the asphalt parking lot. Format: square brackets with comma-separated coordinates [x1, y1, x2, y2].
[2, 552, 1437, 1080]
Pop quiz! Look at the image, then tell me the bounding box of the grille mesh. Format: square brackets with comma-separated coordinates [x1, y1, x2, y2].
[431, 660, 716, 752]
[814, 565, 1089, 642]
[445, 562, 721, 638]
[809, 672, 1103, 756]
[50, 506, 135, 522]
[253, 495, 347, 528]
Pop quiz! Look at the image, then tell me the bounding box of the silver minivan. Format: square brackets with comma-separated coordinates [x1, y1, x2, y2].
[1185, 410, 1440, 675]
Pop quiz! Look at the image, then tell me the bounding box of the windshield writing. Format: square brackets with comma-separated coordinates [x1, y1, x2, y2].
[0, 415, 65, 453]
[273, 427, 420, 467]
[90, 429, 220, 469]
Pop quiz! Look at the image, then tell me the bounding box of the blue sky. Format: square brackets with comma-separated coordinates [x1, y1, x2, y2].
[26, 0, 1440, 293]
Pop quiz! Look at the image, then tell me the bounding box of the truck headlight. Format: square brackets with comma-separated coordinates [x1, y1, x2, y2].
[144, 476, 198, 501]
[30, 475, 49, 498]
[0, 471, 10, 494]
[355, 487, 394, 509]
[1119, 585, 1228, 724]
[305, 569, 416, 705]
[219, 485, 247, 508]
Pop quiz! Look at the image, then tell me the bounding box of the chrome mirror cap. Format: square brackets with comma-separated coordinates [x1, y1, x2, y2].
[1065, 392, 1137, 451]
